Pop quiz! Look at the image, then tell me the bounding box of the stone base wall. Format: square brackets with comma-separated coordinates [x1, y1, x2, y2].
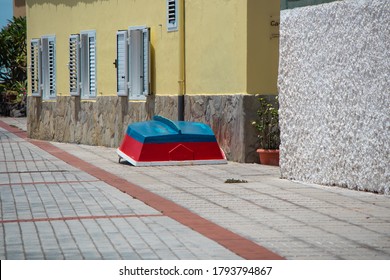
[278, 0, 390, 194]
[185, 94, 262, 163]
[27, 94, 263, 163]
[28, 96, 154, 147]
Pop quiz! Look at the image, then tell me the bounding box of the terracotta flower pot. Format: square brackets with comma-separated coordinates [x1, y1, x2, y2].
[256, 149, 279, 166]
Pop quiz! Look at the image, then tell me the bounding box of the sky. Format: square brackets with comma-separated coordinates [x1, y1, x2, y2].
[0, 0, 13, 29]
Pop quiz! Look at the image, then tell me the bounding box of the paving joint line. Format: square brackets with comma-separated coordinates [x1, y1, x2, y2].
[0, 180, 101, 187]
[0, 170, 73, 174]
[0, 159, 47, 163]
[0, 214, 165, 224]
[0, 120, 284, 260]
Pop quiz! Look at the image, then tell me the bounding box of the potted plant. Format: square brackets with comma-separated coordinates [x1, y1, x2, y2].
[251, 96, 280, 166]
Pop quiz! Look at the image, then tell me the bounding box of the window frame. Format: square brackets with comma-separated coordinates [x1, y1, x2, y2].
[30, 38, 41, 97]
[79, 30, 97, 100]
[41, 35, 57, 100]
[116, 26, 150, 100]
[116, 30, 129, 97]
[167, 0, 178, 32]
[29, 35, 57, 100]
[69, 34, 80, 96]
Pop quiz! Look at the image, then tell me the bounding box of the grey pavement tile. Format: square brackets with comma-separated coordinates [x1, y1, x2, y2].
[50, 221, 81, 256]
[153, 248, 178, 259]
[65, 220, 101, 259]
[80, 219, 121, 259]
[24, 250, 45, 260]
[2, 121, 390, 260]
[117, 251, 141, 260]
[62, 250, 84, 260]
[136, 248, 159, 260]
[5, 246, 25, 260]
[169, 249, 196, 260]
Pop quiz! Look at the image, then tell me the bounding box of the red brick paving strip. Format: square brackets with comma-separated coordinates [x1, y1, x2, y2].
[0, 120, 284, 260]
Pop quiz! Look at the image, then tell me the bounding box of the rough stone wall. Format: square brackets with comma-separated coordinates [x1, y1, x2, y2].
[27, 96, 154, 147]
[278, 0, 390, 194]
[185, 94, 261, 163]
[27, 94, 261, 162]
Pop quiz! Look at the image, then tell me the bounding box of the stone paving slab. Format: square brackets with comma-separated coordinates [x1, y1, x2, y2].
[1, 117, 389, 260]
[49, 136, 390, 260]
[0, 123, 244, 260]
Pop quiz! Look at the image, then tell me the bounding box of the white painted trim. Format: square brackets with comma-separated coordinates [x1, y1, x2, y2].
[30, 38, 41, 97]
[80, 30, 97, 99]
[69, 34, 80, 96]
[117, 148, 227, 167]
[116, 30, 128, 97]
[167, 0, 178, 32]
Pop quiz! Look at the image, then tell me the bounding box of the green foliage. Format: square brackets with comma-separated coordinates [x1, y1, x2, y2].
[5, 80, 27, 103]
[251, 96, 280, 150]
[0, 17, 27, 116]
[0, 16, 26, 85]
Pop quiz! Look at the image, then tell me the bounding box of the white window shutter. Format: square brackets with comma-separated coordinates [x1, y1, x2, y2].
[48, 37, 56, 98]
[167, 0, 178, 32]
[80, 33, 89, 98]
[69, 34, 80, 96]
[88, 35, 96, 97]
[129, 29, 142, 98]
[40, 37, 49, 98]
[80, 31, 96, 99]
[40, 37, 56, 100]
[30, 39, 41, 96]
[128, 27, 151, 99]
[116, 30, 128, 96]
[142, 28, 150, 96]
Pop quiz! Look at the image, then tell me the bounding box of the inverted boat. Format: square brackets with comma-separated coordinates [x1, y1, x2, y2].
[117, 116, 227, 166]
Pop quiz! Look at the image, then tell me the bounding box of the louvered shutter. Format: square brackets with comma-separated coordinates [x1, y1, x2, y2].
[30, 39, 41, 96]
[80, 31, 96, 99]
[129, 29, 142, 98]
[142, 28, 150, 96]
[117, 30, 128, 96]
[40, 37, 49, 98]
[88, 35, 96, 97]
[167, 0, 178, 31]
[80, 33, 89, 98]
[128, 27, 151, 99]
[47, 37, 56, 98]
[69, 34, 80, 96]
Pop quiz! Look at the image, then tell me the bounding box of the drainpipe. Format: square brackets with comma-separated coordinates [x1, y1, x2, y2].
[178, 0, 186, 121]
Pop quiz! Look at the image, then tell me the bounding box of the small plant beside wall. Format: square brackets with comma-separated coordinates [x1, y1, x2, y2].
[251, 96, 280, 166]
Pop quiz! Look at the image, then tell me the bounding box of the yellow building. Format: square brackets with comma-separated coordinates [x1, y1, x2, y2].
[26, 0, 279, 162]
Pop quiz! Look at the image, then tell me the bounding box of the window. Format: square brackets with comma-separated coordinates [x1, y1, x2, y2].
[167, 0, 178, 32]
[68, 30, 96, 99]
[30, 36, 56, 99]
[69, 34, 80, 95]
[30, 39, 40, 96]
[116, 27, 150, 99]
[116, 30, 128, 96]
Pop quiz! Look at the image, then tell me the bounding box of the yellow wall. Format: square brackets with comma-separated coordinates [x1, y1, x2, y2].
[185, 0, 279, 95]
[185, 0, 248, 95]
[27, 0, 279, 97]
[27, 0, 181, 97]
[247, 0, 280, 94]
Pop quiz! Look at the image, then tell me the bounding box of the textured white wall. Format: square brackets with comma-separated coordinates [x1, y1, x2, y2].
[278, 0, 390, 194]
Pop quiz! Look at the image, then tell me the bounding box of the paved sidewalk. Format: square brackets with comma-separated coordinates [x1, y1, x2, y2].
[1, 117, 390, 260]
[0, 120, 245, 260]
